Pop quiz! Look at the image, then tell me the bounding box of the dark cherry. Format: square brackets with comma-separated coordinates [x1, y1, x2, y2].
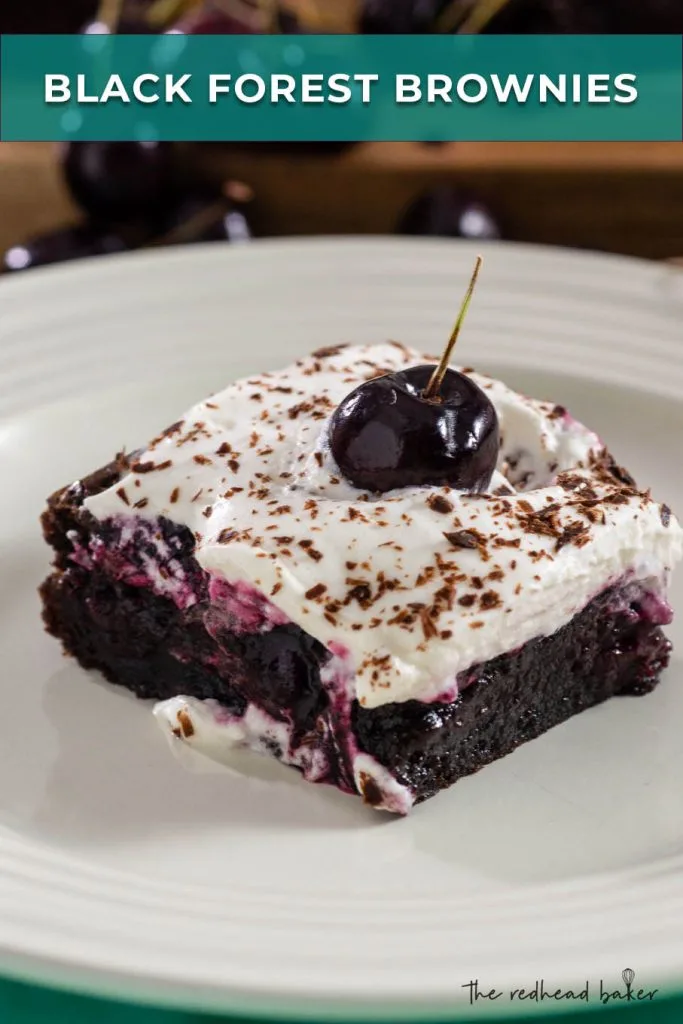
[2, 222, 136, 272]
[62, 141, 176, 222]
[330, 365, 498, 494]
[398, 188, 502, 241]
[1, 0, 96, 33]
[360, 0, 444, 33]
[276, 8, 302, 32]
[330, 256, 497, 494]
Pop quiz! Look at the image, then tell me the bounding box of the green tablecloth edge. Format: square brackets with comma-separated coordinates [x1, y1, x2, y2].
[1, 973, 683, 1024]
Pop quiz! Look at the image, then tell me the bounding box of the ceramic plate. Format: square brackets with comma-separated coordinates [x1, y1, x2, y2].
[1, 238, 683, 1020]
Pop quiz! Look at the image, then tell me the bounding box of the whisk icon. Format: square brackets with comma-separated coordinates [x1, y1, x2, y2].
[622, 969, 635, 998]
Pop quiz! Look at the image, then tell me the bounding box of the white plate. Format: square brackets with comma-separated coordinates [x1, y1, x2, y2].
[1, 238, 683, 1020]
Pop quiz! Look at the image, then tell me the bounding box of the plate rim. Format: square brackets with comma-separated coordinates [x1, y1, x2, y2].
[2, 236, 683, 1020]
[1, 232, 679, 303]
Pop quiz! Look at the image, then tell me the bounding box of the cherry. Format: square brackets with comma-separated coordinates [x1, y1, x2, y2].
[276, 8, 302, 32]
[2, 187, 256, 273]
[330, 365, 498, 494]
[2, 0, 95, 33]
[398, 188, 501, 241]
[329, 257, 499, 494]
[360, 0, 444, 32]
[62, 141, 177, 222]
[2, 222, 137, 272]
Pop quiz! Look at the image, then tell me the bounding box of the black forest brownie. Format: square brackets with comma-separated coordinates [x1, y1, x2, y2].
[40, 342, 682, 813]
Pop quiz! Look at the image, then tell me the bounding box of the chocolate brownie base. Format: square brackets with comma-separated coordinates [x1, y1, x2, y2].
[354, 589, 669, 802]
[40, 458, 672, 807]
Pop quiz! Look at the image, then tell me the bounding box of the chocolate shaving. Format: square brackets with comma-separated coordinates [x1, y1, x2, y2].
[358, 772, 384, 807]
[132, 459, 172, 474]
[346, 582, 373, 608]
[444, 530, 479, 549]
[418, 608, 437, 640]
[288, 401, 314, 419]
[177, 710, 195, 738]
[299, 540, 323, 561]
[311, 344, 348, 359]
[554, 522, 590, 551]
[162, 420, 184, 438]
[217, 529, 238, 544]
[427, 495, 454, 514]
[162, 419, 184, 436]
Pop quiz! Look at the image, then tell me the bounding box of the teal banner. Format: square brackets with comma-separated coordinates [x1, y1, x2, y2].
[1, 34, 681, 142]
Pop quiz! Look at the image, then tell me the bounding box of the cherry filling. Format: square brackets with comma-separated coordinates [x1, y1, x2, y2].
[40, 509, 672, 808]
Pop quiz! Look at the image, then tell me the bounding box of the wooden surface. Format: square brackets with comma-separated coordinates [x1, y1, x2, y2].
[1, 140, 683, 261]
[195, 141, 683, 259]
[0, 144, 80, 256]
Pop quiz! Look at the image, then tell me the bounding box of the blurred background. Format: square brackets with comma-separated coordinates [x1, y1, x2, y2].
[2, 0, 683, 273]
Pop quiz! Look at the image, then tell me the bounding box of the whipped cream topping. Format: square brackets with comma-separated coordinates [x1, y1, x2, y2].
[153, 695, 415, 815]
[84, 343, 683, 708]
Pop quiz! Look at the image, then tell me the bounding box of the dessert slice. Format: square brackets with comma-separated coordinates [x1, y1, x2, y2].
[40, 335, 681, 813]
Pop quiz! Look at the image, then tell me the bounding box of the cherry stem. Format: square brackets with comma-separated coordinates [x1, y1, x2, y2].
[423, 255, 483, 401]
[147, 182, 252, 247]
[148, 199, 229, 247]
